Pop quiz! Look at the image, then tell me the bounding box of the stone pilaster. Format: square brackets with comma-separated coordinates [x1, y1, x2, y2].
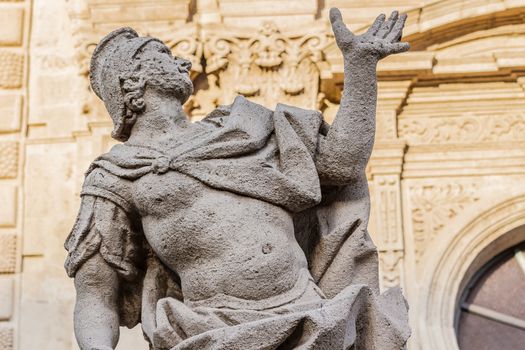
[0, 0, 29, 348]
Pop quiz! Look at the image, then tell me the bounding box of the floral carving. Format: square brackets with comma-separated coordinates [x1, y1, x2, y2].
[410, 183, 479, 262]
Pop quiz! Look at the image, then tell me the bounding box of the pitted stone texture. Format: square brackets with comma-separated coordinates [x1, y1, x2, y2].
[0, 142, 18, 179]
[0, 51, 23, 88]
[0, 234, 16, 273]
[0, 326, 13, 350]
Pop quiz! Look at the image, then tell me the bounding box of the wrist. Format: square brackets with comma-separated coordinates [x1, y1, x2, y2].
[344, 54, 378, 74]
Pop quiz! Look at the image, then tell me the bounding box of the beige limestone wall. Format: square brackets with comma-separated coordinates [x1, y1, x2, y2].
[0, 0, 29, 349]
[0, 0, 524, 349]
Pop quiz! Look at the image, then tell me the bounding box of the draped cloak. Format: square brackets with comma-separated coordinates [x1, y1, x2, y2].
[65, 96, 410, 349]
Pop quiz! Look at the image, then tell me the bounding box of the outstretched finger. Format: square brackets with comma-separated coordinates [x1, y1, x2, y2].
[366, 13, 386, 36]
[385, 42, 410, 56]
[329, 7, 343, 25]
[377, 11, 399, 39]
[386, 13, 407, 42]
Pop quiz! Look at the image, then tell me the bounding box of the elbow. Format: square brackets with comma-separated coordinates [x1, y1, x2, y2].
[74, 254, 119, 296]
[318, 162, 366, 186]
[315, 139, 372, 186]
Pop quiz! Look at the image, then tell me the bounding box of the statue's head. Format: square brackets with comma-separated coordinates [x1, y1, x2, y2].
[90, 28, 193, 141]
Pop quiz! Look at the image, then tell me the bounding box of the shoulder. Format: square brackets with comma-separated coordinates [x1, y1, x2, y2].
[82, 165, 134, 213]
[276, 103, 323, 124]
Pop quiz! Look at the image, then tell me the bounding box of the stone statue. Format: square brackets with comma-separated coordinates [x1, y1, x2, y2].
[65, 8, 411, 350]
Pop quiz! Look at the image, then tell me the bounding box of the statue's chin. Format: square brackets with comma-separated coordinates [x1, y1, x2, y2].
[161, 74, 194, 105]
[176, 84, 193, 105]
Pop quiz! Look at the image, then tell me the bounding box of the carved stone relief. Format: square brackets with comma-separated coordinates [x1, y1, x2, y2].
[373, 173, 405, 290]
[375, 175, 403, 249]
[399, 114, 525, 144]
[398, 81, 525, 145]
[409, 183, 480, 263]
[199, 22, 329, 115]
[379, 250, 404, 289]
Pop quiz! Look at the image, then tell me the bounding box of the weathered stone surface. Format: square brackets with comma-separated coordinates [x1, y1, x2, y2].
[65, 8, 410, 350]
[0, 50, 23, 89]
[0, 234, 17, 273]
[0, 326, 13, 350]
[0, 142, 18, 178]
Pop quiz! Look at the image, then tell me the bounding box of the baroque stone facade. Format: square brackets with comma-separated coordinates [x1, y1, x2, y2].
[2, 0, 525, 349]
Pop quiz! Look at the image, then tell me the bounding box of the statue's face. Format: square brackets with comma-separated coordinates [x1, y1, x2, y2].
[138, 41, 193, 104]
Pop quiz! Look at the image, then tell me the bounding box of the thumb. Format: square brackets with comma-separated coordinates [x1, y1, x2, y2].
[329, 8, 343, 25]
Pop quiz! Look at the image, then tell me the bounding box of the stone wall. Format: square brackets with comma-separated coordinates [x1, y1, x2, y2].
[0, 0, 29, 349]
[1, 1, 525, 349]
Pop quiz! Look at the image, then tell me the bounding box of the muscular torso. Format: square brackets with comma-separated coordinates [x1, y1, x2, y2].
[133, 170, 309, 302]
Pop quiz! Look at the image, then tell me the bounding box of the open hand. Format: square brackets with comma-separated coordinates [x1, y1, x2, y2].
[330, 8, 409, 61]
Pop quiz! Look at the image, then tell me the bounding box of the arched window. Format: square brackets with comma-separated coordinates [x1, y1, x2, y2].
[456, 243, 525, 349]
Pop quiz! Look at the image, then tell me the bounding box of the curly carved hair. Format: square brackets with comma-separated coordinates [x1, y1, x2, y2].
[113, 52, 192, 141]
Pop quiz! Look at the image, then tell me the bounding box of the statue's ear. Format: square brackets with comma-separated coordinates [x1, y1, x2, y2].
[124, 92, 146, 113]
[121, 75, 146, 114]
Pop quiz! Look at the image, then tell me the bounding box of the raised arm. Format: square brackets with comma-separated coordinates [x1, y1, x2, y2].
[316, 8, 409, 185]
[74, 253, 120, 350]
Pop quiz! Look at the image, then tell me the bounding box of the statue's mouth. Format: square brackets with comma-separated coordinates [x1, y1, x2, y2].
[178, 66, 190, 75]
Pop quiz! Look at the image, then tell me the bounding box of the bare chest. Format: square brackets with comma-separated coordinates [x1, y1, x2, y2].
[131, 170, 297, 275]
[132, 171, 204, 215]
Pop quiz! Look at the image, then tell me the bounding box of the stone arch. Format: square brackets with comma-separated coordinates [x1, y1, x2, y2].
[403, 0, 525, 50]
[415, 194, 525, 349]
